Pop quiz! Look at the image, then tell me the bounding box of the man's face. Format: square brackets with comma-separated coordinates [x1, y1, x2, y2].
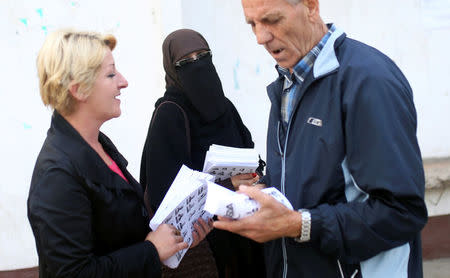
[242, 0, 317, 71]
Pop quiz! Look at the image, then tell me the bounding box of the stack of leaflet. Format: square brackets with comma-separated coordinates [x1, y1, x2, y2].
[149, 165, 214, 269]
[202, 144, 259, 182]
[150, 165, 292, 269]
[204, 181, 293, 219]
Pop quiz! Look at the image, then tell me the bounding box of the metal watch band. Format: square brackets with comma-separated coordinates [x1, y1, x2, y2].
[294, 209, 311, 243]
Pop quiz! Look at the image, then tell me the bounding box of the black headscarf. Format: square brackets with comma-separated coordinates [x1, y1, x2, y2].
[162, 28, 209, 90]
[152, 29, 254, 173]
[162, 29, 228, 123]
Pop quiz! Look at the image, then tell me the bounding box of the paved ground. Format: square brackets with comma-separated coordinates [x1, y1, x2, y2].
[423, 257, 450, 278]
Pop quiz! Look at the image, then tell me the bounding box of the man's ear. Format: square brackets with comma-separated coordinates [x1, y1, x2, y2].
[303, 0, 320, 21]
[68, 81, 87, 102]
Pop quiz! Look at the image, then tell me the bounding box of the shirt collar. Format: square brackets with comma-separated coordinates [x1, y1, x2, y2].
[276, 24, 336, 87]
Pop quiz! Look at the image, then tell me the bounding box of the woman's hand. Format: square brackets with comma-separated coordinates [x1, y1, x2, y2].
[230, 173, 259, 190]
[190, 217, 214, 248]
[146, 224, 188, 261]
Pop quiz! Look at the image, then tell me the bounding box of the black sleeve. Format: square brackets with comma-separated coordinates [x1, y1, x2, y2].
[27, 168, 162, 278]
[140, 102, 190, 211]
[227, 99, 255, 148]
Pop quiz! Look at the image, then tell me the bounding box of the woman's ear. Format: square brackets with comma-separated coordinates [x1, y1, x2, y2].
[68, 81, 88, 102]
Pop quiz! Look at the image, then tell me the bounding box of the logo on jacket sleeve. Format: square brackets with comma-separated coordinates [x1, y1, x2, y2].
[307, 117, 322, 127]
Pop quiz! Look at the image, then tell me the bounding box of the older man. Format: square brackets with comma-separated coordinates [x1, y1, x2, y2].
[214, 0, 427, 277]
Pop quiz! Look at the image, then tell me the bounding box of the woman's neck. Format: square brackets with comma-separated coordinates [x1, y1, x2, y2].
[64, 111, 112, 166]
[63, 111, 102, 149]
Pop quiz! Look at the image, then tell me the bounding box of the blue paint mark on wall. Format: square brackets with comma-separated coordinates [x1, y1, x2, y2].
[19, 18, 28, 26]
[42, 26, 48, 34]
[233, 59, 240, 90]
[23, 123, 32, 130]
[256, 65, 260, 75]
[36, 8, 43, 18]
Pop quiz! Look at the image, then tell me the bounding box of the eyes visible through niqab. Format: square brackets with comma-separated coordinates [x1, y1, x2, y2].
[175, 50, 212, 67]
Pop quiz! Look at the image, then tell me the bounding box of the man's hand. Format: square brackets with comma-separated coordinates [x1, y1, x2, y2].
[253, 183, 266, 190]
[213, 185, 302, 243]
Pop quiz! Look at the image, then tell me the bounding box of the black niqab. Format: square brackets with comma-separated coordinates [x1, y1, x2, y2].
[162, 29, 227, 123]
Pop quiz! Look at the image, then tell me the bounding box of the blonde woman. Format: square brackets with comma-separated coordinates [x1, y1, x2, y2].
[27, 29, 212, 278]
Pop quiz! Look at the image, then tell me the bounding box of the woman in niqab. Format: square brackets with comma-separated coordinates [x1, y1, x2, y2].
[140, 29, 266, 278]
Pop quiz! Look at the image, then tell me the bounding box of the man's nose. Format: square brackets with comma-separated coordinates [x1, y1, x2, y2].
[255, 25, 273, 45]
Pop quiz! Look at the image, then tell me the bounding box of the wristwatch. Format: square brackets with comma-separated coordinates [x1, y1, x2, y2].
[294, 209, 311, 243]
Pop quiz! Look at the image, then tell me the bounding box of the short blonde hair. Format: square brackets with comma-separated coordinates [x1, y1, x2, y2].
[36, 29, 117, 115]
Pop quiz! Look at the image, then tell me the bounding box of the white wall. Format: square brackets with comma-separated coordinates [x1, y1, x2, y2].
[319, 0, 450, 158]
[164, 0, 450, 159]
[1, 0, 450, 271]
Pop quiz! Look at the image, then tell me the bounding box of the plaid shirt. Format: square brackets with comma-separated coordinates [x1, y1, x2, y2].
[278, 24, 336, 124]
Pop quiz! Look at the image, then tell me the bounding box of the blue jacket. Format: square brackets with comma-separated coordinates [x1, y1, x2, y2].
[262, 27, 427, 278]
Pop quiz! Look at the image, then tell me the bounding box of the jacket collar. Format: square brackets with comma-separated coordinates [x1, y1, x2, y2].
[48, 111, 135, 190]
[267, 26, 346, 102]
[313, 26, 345, 79]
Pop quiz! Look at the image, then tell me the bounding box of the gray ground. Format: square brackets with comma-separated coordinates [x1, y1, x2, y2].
[424, 257, 450, 278]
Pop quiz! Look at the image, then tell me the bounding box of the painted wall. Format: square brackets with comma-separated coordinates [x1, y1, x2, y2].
[1, 0, 449, 271]
[319, 0, 450, 158]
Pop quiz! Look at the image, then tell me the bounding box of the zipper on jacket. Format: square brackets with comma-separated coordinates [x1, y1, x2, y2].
[277, 120, 291, 278]
[337, 260, 345, 278]
[337, 259, 360, 278]
[276, 122, 283, 156]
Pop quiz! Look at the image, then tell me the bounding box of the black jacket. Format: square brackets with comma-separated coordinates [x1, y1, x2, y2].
[27, 111, 162, 278]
